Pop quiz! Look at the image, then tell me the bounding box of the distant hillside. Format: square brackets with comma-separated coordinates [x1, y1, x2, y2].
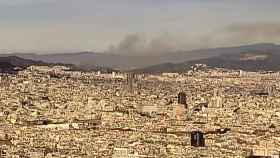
[133, 50, 280, 73]
[0, 56, 48, 73]
[187, 51, 280, 71]
[0, 56, 47, 67]
[0, 56, 115, 74]
[0, 62, 17, 73]
[1, 43, 279, 70]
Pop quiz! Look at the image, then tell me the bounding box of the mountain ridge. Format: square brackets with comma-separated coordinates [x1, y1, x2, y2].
[0, 43, 280, 71]
[132, 50, 280, 73]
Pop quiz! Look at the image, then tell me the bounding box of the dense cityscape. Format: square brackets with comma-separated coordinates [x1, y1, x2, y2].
[1, 0, 280, 157]
[0, 65, 279, 157]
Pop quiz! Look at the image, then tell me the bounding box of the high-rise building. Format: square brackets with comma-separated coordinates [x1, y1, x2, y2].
[210, 88, 223, 108]
[191, 131, 205, 147]
[112, 72, 116, 78]
[127, 73, 135, 93]
[267, 85, 275, 97]
[178, 92, 187, 107]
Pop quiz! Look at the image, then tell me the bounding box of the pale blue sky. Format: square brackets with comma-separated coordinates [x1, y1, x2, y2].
[0, 0, 280, 53]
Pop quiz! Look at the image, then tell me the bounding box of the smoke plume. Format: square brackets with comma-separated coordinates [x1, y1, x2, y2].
[224, 23, 280, 44]
[108, 22, 280, 55]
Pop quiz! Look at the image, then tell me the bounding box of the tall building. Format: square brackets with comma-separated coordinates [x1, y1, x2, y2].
[191, 131, 205, 147]
[178, 92, 187, 107]
[211, 88, 223, 108]
[127, 73, 135, 93]
[267, 85, 275, 97]
[112, 72, 116, 78]
[126, 73, 142, 94]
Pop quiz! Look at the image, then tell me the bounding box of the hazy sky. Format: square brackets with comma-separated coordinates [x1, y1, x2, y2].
[1, 0, 280, 53]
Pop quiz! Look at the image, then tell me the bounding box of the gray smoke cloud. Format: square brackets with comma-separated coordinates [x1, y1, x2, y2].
[223, 23, 280, 44]
[108, 22, 280, 55]
[110, 33, 147, 55]
[108, 33, 208, 55]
